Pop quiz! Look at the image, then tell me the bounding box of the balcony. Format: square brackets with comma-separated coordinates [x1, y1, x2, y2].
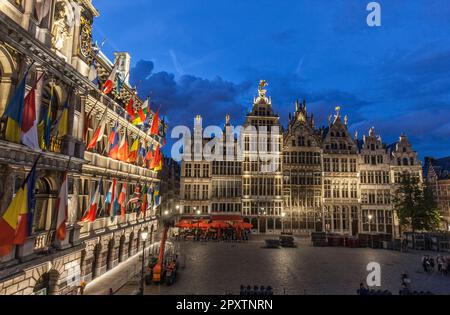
[79, 212, 155, 240]
[84, 151, 157, 179]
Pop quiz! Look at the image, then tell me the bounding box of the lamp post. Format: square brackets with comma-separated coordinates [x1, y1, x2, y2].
[368, 214, 374, 248]
[281, 212, 286, 234]
[139, 230, 149, 295]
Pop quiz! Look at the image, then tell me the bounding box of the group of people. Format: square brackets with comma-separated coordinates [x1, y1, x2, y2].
[422, 255, 450, 275]
[240, 285, 274, 296]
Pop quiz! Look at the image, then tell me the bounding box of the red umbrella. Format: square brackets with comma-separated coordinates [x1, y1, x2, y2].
[234, 222, 253, 230]
[210, 221, 230, 229]
[197, 221, 210, 230]
[175, 220, 192, 229]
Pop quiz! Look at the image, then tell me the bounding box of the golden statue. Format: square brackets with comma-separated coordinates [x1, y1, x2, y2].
[258, 80, 268, 97]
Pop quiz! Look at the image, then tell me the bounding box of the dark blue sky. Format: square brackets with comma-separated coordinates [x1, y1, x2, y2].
[92, 0, 450, 159]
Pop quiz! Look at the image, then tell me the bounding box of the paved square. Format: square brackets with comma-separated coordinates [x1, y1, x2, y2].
[118, 238, 450, 295]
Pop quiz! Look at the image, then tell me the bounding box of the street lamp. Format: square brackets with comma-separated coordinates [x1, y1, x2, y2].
[368, 214, 374, 248]
[139, 230, 149, 295]
[164, 210, 169, 216]
[281, 212, 286, 234]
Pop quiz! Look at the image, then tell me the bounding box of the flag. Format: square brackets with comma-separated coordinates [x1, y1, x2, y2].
[108, 123, 120, 159]
[86, 110, 107, 150]
[137, 140, 146, 166]
[111, 179, 120, 218]
[55, 99, 69, 138]
[37, 85, 54, 150]
[127, 139, 139, 163]
[138, 99, 149, 123]
[55, 171, 68, 241]
[81, 180, 102, 223]
[161, 116, 167, 146]
[0, 159, 38, 256]
[21, 80, 41, 150]
[150, 107, 160, 136]
[118, 183, 127, 218]
[131, 115, 143, 126]
[155, 150, 164, 172]
[153, 183, 161, 209]
[118, 130, 129, 162]
[4, 73, 28, 143]
[88, 59, 99, 87]
[145, 143, 154, 168]
[150, 146, 162, 170]
[102, 62, 119, 95]
[126, 97, 134, 116]
[105, 179, 118, 219]
[36, 0, 52, 24]
[141, 185, 148, 215]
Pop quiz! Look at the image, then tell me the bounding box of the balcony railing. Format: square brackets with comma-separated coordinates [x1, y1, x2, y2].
[84, 151, 156, 179]
[79, 211, 154, 239]
[33, 230, 55, 252]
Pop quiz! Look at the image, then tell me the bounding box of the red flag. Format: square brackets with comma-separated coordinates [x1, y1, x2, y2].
[102, 62, 119, 95]
[118, 130, 129, 162]
[118, 183, 127, 218]
[55, 172, 68, 241]
[126, 97, 134, 116]
[150, 146, 161, 169]
[150, 108, 160, 136]
[87, 110, 107, 150]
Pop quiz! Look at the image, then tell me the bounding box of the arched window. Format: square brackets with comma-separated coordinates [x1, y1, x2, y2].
[403, 158, 409, 166]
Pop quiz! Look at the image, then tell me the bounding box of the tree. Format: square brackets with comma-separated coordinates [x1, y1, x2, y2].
[393, 175, 441, 236]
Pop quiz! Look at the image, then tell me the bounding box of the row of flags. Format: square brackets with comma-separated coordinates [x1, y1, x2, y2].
[88, 54, 166, 140]
[87, 112, 164, 172]
[0, 54, 166, 256]
[0, 158, 68, 257]
[2, 71, 69, 152]
[81, 180, 161, 223]
[0, 160, 163, 255]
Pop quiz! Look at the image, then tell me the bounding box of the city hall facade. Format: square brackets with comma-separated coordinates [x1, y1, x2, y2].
[0, 0, 165, 295]
[180, 82, 423, 238]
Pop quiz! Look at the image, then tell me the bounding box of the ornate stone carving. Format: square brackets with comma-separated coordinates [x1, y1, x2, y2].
[51, 2, 71, 51]
[79, 16, 92, 59]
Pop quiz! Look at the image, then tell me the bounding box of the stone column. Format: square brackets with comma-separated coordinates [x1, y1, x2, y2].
[21, 0, 34, 31]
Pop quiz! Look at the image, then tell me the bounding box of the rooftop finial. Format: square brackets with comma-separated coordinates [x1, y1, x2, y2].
[258, 80, 268, 97]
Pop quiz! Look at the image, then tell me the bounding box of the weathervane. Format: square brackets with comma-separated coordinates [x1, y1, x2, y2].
[258, 80, 268, 97]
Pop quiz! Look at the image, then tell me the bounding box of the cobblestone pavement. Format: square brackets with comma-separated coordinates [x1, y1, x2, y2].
[117, 237, 450, 295]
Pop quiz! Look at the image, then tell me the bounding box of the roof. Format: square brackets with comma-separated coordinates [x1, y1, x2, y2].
[425, 156, 450, 179]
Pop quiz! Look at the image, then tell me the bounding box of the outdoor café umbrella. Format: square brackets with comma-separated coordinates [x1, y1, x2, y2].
[175, 220, 192, 229]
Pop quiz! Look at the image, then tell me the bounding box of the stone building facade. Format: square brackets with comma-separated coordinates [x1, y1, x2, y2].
[0, 0, 165, 295]
[179, 82, 423, 237]
[424, 157, 450, 231]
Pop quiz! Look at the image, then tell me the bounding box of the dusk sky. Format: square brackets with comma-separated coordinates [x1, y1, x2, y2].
[92, 0, 450, 159]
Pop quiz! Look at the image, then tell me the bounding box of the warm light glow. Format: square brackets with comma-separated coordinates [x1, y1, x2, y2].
[196, 210, 201, 215]
[176, 205, 180, 210]
[368, 214, 373, 221]
[141, 231, 149, 241]
[282, 213, 286, 218]
[164, 210, 169, 216]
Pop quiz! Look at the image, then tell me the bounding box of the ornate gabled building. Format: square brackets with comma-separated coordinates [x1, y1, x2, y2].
[241, 81, 283, 233]
[359, 128, 393, 236]
[179, 82, 425, 238]
[283, 100, 323, 233]
[0, 0, 166, 295]
[424, 156, 450, 231]
[321, 107, 360, 235]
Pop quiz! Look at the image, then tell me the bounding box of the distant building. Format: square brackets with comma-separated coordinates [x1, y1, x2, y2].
[160, 157, 181, 216]
[424, 157, 450, 231]
[179, 82, 423, 237]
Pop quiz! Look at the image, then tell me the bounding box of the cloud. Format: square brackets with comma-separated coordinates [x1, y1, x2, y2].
[130, 60, 252, 132]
